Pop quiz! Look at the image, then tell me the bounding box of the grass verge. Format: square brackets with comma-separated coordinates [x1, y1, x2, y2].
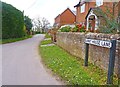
[41, 39, 52, 45]
[0, 35, 32, 44]
[45, 33, 51, 38]
[39, 43, 118, 85]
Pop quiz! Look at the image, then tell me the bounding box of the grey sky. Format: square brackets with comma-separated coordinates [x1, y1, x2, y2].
[2, 0, 79, 25]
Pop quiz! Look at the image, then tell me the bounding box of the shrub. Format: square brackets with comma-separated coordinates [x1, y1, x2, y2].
[24, 16, 33, 35]
[60, 26, 71, 32]
[77, 24, 86, 32]
[72, 26, 78, 32]
[59, 24, 86, 32]
[2, 1, 26, 39]
[35, 31, 41, 34]
[71, 24, 86, 32]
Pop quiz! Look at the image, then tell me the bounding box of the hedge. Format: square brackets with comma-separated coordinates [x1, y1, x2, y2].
[2, 1, 26, 39]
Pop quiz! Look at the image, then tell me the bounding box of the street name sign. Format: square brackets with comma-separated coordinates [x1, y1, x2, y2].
[84, 39, 116, 84]
[85, 39, 112, 48]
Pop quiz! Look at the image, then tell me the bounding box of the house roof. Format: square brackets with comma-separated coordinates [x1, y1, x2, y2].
[85, 8, 93, 19]
[85, 7, 103, 19]
[55, 8, 76, 19]
[72, 10, 76, 15]
[60, 8, 76, 17]
[55, 14, 60, 20]
[74, 1, 81, 7]
[74, 1, 86, 7]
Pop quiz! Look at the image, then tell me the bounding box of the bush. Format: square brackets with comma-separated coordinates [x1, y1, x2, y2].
[59, 24, 86, 32]
[35, 31, 41, 34]
[72, 26, 78, 32]
[76, 24, 86, 32]
[2, 1, 26, 39]
[24, 16, 33, 35]
[60, 26, 71, 32]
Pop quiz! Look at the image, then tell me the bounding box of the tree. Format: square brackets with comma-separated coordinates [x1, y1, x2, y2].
[2, 1, 25, 39]
[32, 17, 50, 33]
[24, 16, 33, 34]
[32, 17, 42, 33]
[41, 17, 50, 32]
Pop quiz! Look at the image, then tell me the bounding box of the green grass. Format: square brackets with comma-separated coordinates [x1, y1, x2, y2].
[0, 35, 32, 44]
[41, 39, 52, 45]
[45, 33, 51, 38]
[39, 44, 118, 85]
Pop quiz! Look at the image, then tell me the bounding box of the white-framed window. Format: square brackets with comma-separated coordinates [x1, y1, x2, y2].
[96, 0, 103, 7]
[81, 4, 85, 13]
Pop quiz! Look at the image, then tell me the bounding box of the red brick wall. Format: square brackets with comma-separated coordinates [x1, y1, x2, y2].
[117, 1, 120, 16]
[54, 8, 76, 27]
[75, 2, 119, 23]
[100, 2, 119, 19]
[55, 15, 60, 24]
[54, 15, 60, 27]
[76, 6, 80, 23]
[60, 8, 76, 26]
[76, 2, 96, 23]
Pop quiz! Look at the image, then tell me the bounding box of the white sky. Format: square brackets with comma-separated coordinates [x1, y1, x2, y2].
[2, 0, 79, 25]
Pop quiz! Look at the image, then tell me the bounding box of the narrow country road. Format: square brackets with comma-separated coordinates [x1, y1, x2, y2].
[2, 34, 62, 85]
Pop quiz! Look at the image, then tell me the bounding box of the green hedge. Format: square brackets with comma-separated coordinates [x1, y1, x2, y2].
[2, 2, 25, 39]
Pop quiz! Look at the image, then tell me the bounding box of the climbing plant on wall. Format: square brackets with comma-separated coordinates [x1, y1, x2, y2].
[95, 4, 119, 34]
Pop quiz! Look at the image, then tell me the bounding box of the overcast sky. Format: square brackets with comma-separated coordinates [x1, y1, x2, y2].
[2, 0, 79, 25]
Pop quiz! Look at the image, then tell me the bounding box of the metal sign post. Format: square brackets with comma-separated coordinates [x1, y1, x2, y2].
[84, 39, 116, 84]
[107, 40, 116, 84]
[84, 43, 89, 66]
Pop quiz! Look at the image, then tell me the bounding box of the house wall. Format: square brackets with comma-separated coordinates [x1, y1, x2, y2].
[54, 15, 61, 27]
[56, 32, 120, 77]
[119, 1, 120, 16]
[76, 2, 96, 23]
[54, 8, 76, 27]
[76, 7, 80, 23]
[55, 15, 60, 24]
[60, 9, 76, 26]
[75, 2, 119, 23]
[100, 2, 119, 18]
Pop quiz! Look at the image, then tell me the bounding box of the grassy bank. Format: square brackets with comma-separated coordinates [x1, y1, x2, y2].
[45, 33, 51, 38]
[39, 41, 118, 85]
[0, 35, 32, 44]
[41, 39, 52, 45]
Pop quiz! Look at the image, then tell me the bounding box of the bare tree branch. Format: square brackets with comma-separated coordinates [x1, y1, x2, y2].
[32, 17, 50, 33]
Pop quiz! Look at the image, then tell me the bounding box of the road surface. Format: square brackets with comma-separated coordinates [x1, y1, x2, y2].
[2, 34, 63, 85]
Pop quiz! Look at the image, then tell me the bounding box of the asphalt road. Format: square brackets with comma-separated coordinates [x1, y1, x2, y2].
[2, 34, 62, 85]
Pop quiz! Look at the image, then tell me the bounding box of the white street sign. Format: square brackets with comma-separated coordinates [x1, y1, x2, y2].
[85, 39, 112, 48]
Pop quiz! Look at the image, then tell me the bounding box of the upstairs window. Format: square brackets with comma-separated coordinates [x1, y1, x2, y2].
[96, 0, 103, 7]
[81, 4, 85, 13]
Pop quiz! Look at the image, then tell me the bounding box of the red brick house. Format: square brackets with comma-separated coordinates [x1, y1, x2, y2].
[54, 8, 76, 28]
[74, 0, 120, 32]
